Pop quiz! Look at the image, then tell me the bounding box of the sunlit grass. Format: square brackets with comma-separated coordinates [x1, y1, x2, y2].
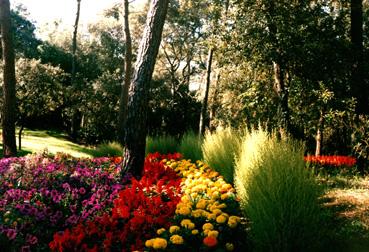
[1, 128, 93, 158]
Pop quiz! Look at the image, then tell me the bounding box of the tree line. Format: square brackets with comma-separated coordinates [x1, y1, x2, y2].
[1, 0, 369, 175]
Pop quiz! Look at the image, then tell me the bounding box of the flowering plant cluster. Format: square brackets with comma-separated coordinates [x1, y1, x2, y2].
[49, 153, 183, 252]
[145, 159, 246, 251]
[0, 153, 126, 251]
[304, 155, 356, 167]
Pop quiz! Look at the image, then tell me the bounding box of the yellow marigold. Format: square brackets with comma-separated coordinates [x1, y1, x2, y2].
[180, 219, 195, 229]
[229, 216, 241, 223]
[145, 239, 153, 247]
[221, 193, 228, 200]
[196, 199, 207, 209]
[216, 214, 228, 224]
[202, 223, 214, 231]
[191, 209, 204, 218]
[192, 229, 199, 235]
[228, 220, 237, 228]
[218, 203, 227, 209]
[226, 243, 235, 251]
[157, 228, 166, 235]
[207, 213, 217, 220]
[152, 238, 167, 250]
[207, 230, 219, 238]
[170, 235, 184, 245]
[169, 225, 180, 234]
[212, 209, 222, 216]
[177, 206, 191, 215]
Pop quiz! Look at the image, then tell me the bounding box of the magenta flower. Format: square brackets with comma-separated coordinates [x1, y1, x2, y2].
[6, 229, 17, 240]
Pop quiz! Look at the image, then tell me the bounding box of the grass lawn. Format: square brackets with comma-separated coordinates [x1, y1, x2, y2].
[0, 128, 95, 158]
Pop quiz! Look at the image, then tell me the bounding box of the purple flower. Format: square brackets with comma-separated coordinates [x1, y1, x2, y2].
[79, 187, 86, 195]
[26, 234, 38, 245]
[21, 246, 31, 252]
[6, 229, 17, 240]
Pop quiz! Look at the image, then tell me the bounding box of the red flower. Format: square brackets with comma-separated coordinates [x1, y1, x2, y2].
[203, 236, 218, 247]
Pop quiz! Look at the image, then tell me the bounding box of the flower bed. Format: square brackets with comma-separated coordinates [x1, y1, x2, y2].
[0, 153, 246, 251]
[305, 155, 357, 175]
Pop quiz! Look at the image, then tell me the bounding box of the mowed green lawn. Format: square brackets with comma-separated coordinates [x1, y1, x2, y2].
[0, 128, 94, 158]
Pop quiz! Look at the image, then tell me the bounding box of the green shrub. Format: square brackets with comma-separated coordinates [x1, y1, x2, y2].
[235, 129, 324, 251]
[178, 131, 203, 161]
[92, 141, 122, 157]
[146, 135, 178, 155]
[202, 127, 240, 183]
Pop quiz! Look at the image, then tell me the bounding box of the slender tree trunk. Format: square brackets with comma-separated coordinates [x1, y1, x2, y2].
[273, 61, 290, 132]
[118, 0, 133, 144]
[210, 72, 220, 131]
[351, 0, 367, 115]
[199, 47, 214, 136]
[315, 109, 325, 156]
[0, 0, 17, 157]
[71, 0, 81, 140]
[122, 0, 170, 177]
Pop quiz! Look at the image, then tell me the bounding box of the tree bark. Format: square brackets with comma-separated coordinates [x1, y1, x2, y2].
[118, 0, 133, 144]
[209, 72, 220, 131]
[0, 0, 17, 157]
[199, 47, 214, 136]
[122, 0, 170, 177]
[70, 0, 81, 140]
[273, 61, 290, 133]
[315, 109, 325, 156]
[351, 0, 367, 115]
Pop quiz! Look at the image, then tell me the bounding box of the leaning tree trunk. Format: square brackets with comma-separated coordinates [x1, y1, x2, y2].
[118, 0, 133, 144]
[122, 0, 170, 178]
[0, 0, 17, 157]
[199, 47, 214, 136]
[70, 0, 81, 140]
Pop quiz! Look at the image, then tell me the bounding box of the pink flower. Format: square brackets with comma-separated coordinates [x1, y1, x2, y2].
[7, 229, 17, 240]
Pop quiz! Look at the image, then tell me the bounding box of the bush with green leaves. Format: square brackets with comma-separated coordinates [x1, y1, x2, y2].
[202, 127, 240, 183]
[145, 135, 178, 155]
[178, 131, 203, 161]
[235, 129, 324, 251]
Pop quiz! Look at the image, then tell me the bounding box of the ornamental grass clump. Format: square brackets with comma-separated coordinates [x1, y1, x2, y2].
[92, 141, 123, 157]
[178, 131, 203, 161]
[235, 129, 324, 251]
[146, 135, 178, 155]
[202, 127, 240, 183]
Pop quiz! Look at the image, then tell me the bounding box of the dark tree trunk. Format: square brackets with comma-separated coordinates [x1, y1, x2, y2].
[71, 0, 81, 140]
[199, 47, 214, 136]
[118, 0, 133, 144]
[351, 0, 367, 115]
[122, 0, 170, 178]
[0, 0, 17, 157]
[273, 62, 290, 132]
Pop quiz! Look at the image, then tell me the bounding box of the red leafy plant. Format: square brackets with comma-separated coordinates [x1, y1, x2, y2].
[49, 153, 182, 252]
[304, 155, 356, 167]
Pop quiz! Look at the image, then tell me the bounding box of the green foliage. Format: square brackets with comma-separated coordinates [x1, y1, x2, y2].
[202, 127, 240, 183]
[145, 135, 178, 155]
[235, 129, 324, 251]
[178, 131, 203, 161]
[92, 141, 123, 157]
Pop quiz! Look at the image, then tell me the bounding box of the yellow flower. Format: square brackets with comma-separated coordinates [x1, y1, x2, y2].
[212, 209, 222, 216]
[145, 239, 153, 247]
[229, 216, 241, 223]
[192, 229, 199, 235]
[226, 243, 235, 251]
[169, 225, 180, 234]
[170, 235, 184, 245]
[157, 228, 166, 235]
[181, 219, 195, 229]
[207, 230, 219, 238]
[221, 193, 228, 200]
[202, 223, 214, 231]
[178, 206, 191, 215]
[192, 209, 204, 218]
[216, 214, 228, 224]
[207, 213, 216, 220]
[152, 238, 167, 249]
[228, 220, 237, 228]
[196, 199, 207, 209]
